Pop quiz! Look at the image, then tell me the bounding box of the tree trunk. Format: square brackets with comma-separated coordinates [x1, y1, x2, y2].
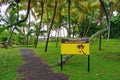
[55, 55, 74, 66]
[34, 2, 44, 48]
[84, 12, 94, 37]
[26, 10, 31, 46]
[99, 3, 103, 50]
[56, 29, 59, 47]
[72, 24, 76, 38]
[99, 0, 110, 47]
[83, 15, 88, 36]
[68, 0, 71, 38]
[78, 24, 81, 37]
[89, 28, 108, 41]
[56, 7, 62, 47]
[44, 0, 57, 52]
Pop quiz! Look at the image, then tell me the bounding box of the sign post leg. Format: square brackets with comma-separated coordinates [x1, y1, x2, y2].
[88, 55, 90, 72]
[61, 55, 63, 71]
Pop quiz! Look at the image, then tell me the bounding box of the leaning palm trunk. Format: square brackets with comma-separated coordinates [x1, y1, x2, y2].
[44, 0, 57, 52]
[6, 26, 16, 49]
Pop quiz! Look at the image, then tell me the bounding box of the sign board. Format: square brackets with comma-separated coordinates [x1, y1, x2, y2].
[61, 38, 89, 55]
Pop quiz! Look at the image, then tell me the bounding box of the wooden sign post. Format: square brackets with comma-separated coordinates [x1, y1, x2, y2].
[61, 38, 90, 72]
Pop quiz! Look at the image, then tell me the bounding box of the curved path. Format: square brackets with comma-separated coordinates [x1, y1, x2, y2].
[18, 49, 69, 80]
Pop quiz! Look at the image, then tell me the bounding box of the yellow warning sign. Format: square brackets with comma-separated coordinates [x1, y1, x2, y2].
[61, 38, 89, 55]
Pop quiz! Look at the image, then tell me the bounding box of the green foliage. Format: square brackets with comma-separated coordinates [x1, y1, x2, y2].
[0, 48, 23, 80]
[0, 30, 18, 45]
[50, 37, 61, 42]
[16, 34, 25, 45]
[0, 31, 9, 42]
[0, 25, 6, 34]
[34, 39, 120, 80]
[88, 21, 99, 36]
[110, 14, 120, 38]
[75, 16, 99, 37]
[27, 35, 35, 45]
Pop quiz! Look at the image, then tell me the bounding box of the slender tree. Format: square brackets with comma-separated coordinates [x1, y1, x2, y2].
[68, 0, 71, 38]
[99, 0, 110, 47]
[99, 3, 103, 50]
[44, 0, 57, 52]
[34, 1, 44, 48]
[26, 10, 31, 46]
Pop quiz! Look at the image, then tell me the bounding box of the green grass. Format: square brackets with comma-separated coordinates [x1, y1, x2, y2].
[33, 39, 120, 80]
[0, 48, 23, 80]
[0, 39, 119, 80]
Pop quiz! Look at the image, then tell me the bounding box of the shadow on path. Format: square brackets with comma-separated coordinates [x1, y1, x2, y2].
[18, 49, 69, 80]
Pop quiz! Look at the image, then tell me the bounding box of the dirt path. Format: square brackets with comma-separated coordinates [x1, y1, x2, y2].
[18, 49, 69, 80]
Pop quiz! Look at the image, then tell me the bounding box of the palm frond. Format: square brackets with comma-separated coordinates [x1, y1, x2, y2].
[77, 13, 84, 24]
[15, 27, 23, 34]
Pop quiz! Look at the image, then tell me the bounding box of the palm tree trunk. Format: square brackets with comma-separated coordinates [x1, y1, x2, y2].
[99, 4, 103, 50]
[56, 7, 62, 47]
[99, 0, 110, 47]
[56, 29, 59, 47]
[78, 24, 81, 37]
[84, 13, 93, 37]
[26, 10, 31, 46]
[34, 2, 44, 48]
[73, 24, 76, 38]
[83, 15, 88, 36]
[44, 0, 57, 52]
[68, 0, 71, 38]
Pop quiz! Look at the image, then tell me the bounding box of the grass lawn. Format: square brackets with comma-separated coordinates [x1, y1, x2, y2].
[34, 39, 120, 80]
[0, 39, 119, 80]
[0, 48, 23, 80]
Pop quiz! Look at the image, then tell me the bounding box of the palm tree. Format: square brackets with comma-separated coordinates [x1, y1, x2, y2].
[106, 0, 120, 46]
[99, 3, 103, 50]
[5, 0, 31, 28]
[34, 0, 45, 48]
[44, 0, 57, 52]
[0, 0, 31, 48]
[26, 12, 31, 46]
[68, 0, 71, 38]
